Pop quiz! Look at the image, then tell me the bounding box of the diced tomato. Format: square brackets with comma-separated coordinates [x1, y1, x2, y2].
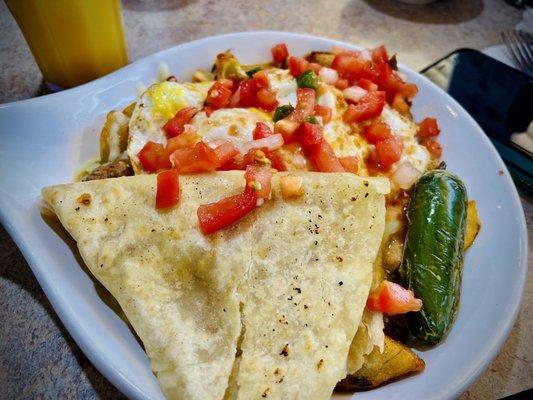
[358, 78, 378, 92]
[342, 91, 386, 123]
[331, 46, 358, 56]
[366, 280, 422, 315]
[375, 136, 403, 168]
[331, 54, 365, 83]
[234, 79, 258, 108]
[138, 141, 165, 173]
[253, 121, 274, 140]
[423, 138, 443, 159]
[371, 45, 389, 64]
[170, 140, 239, 172]
[162, 106, 198, 138]
[213, 142, 239, 165]
[273, 120, 299, 143]
[374, 63, 401, 98]
[197, 189, 257, 235]
[334, 78, 349, 90]
[288, 88, 316, 122]
[244, 164, 272, 200]
[170, 141, 218, 173]
[163, 129, 200, 160]
[298, 122, 324, 147]
[392, 93, 410, 115]
[238, 148, 262, 167]
[402, 83, 418, 99]
[232, 78, 278, 111]
[375, 63, 418, 102]
[156, 169, 180, 209]
[308, 62, 322, 74]
[267, 149, 287, 171]
[308, 140, 345, 172]
[365, 147, 381, 174]
[288, 56, 309, 77]
[256, 88, 278, 111]
[418, 117, 440, 138]
[219, 78, 234, 90]
[253, 70, 270, 88]
[314, 104, 332, 124]
[206, 80, 233, 109]
[204, 106, 215, 117]
[359, 61, 379, 82]
[271, 43, 289, 64]
[339, 156, 359, 173]
[362, 119, 393, 144]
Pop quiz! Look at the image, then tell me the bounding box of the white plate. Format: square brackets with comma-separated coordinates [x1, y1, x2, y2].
[0, 31, 527, 400]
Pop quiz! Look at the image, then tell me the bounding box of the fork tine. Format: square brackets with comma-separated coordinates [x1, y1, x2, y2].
[510, 30, 533, 72]
[501, 31, 526, 72]
[516, 30, 533, 66]
[513, 30, 533, 75]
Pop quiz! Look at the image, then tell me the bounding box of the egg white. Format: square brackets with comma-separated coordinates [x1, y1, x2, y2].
[380, 107, 431, 172]
[192, 108, 273, 153]
[126, 69, 431, 177]
[266, 69, 297, 106]
[127, 81, 211, 173]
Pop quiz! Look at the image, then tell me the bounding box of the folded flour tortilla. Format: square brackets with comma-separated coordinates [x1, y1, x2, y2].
[42, 171, 388, 400]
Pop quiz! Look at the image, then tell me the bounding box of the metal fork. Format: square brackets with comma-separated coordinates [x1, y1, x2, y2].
[501, 29, 533, 76]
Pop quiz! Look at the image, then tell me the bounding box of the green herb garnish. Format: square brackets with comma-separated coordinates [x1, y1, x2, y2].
[273, 104, 295, 122]
[246, 66, 262, 77]
[296, 70, 318, 90]
[306, 115, 319, 124]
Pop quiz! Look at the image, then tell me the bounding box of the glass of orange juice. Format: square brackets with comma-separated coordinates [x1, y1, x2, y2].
[6, 0, 128, 89]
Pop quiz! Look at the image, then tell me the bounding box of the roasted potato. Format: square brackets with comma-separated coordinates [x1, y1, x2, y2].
[464, 200, 480, 250]
[336, 336, 425, 391]
[306, 51, 335, 67]
[99, 110, 129, 163]
[214, 51, 248, 80]
[192, 69, 215, 82]
[122, 102, 136, 118]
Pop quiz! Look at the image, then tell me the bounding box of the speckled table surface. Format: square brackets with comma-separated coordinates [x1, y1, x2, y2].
[0, 0, 531, 399]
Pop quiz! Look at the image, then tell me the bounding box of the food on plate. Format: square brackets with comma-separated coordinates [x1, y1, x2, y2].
[42, 172, 388, 400]
[465, 200, 481, 250]
[43, 41, 480, 398]
[400, 170, 467, 345]
[336, 336, 425, 391]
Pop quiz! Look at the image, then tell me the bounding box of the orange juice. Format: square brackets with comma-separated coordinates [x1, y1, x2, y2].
[6, 0, 128, 88]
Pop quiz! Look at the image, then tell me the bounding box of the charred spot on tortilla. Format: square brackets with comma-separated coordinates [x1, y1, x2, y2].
[77, 193, 92, 205]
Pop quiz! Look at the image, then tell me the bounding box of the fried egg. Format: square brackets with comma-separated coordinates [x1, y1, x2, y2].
[317, 84, 370, 172]
[128, 81, 212, 173]
[127, 69, 430, 177]
[192, 108, 273, 153]
[380, 107, 431, 172]
[266, 69, 297, 106]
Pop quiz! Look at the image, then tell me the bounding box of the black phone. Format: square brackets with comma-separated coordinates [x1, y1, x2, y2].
[420, 48, 533, 193]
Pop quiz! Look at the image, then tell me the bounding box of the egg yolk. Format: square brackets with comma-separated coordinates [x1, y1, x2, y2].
[149, 82, 188, 120]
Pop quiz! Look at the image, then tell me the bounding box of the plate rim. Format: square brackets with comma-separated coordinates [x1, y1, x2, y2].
[0, 30, 528, 400]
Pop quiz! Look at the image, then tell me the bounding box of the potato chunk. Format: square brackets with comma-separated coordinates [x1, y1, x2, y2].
[464, 200, 481, 250]
[336, 336, 425, 391]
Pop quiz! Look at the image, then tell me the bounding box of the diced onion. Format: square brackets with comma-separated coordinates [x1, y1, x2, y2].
[359, 49, 372, 61]
[342, 86, 367, 103]
[391, 161, 422, 190]
[240, 134, 284, 154]
[280, 175, 304, 199]
[318, 67, 339, 85]
[202, 129, 236, 145]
